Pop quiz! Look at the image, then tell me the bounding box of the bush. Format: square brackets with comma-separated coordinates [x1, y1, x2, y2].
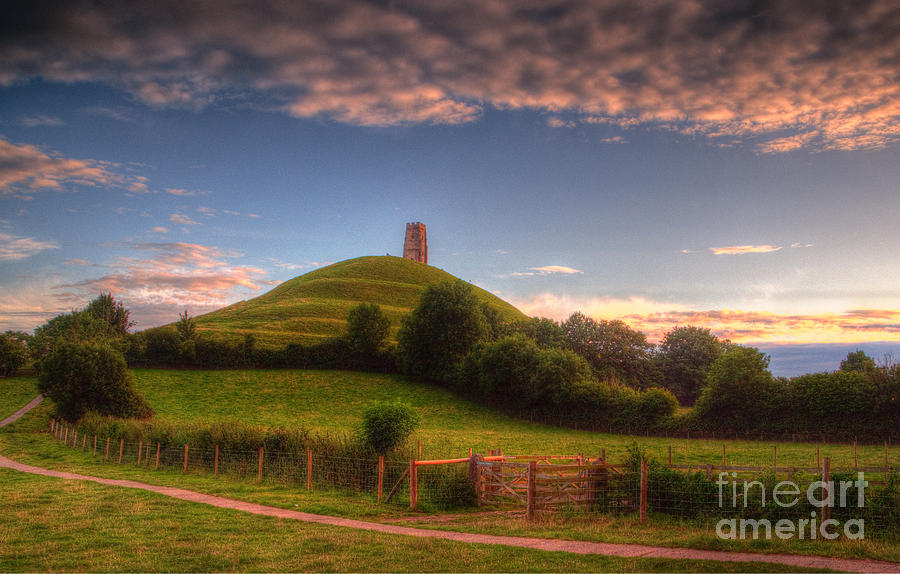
[360, 401, 420, 454]
[0, 331, 29, 376]
[38, 341, 153, 422]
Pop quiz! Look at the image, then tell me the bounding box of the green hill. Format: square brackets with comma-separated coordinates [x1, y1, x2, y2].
[185, 256, 527, 348]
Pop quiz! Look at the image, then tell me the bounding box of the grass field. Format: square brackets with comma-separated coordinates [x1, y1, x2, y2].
[3, 370, 899, 569]
[131, 368, 900, 469]
[0, 468, 826, 573]
[0, 376, 39, 420]
[164, 256, 527, 348]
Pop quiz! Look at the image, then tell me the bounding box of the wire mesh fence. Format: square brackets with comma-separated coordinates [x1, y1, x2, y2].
[49, 420, 899, 539]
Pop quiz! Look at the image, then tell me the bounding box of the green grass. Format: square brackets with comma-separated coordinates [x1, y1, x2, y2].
[162, 255, 527, 348]
[131, 369, 900, 470]
[0, 376, 39, 420]
[4, 469, 821, 573]
[1, 385, 897, 566]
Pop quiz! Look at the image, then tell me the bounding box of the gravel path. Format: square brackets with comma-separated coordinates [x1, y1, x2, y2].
[3, 395, 898, 573]
[0, 393, 43, 427]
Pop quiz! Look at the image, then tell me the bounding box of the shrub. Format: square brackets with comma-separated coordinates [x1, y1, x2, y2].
[0, 331, 29, 376]
[38, 341, 153, 422]
[360, 401, 420, 454]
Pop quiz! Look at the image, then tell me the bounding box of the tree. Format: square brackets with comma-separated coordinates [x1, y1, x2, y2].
[840, 350, 877, 375]
[345, 303, 391, 356]
[37, 340, 153, 422]
[658, 326, 723, 405]
[0, 331, 30, 377]
[562, 312, 654, 388]
[397, 280, 491, 382]
[176, 309, 197, 342]
[693, 346, 782, 432]
[84, 292, 133, 336]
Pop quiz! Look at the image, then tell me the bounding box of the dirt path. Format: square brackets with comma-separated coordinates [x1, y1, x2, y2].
[0, 394, 42, 427]
[3, 396, 898, 573]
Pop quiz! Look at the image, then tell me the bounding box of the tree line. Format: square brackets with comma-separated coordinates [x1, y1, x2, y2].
[5, 287, 898, 441]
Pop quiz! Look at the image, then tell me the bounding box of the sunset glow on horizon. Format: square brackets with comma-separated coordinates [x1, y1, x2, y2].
[1, 0, 899, 373]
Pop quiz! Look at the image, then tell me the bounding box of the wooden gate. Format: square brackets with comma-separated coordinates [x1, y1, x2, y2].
[475, 457, 623, 514]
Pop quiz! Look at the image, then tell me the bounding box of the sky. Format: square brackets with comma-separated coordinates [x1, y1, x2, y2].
[1, 0, 899, 375]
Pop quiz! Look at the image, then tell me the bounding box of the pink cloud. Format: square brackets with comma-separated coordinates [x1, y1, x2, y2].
[0, 231, 59, 260]
[2, 2, 897, 150]
[0, 138, 137, 194]
[710, 245, 783, 256]
[54, 241, 267, 329]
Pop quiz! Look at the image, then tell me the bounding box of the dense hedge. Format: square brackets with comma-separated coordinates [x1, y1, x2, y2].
[685, 349, 900, 441]
[456, 335, 679, 433]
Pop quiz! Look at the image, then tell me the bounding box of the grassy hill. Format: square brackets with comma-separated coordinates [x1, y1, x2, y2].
[180, 256, 527, 349]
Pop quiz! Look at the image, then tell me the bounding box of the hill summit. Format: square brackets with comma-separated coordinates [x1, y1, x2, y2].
[190, 256, 526, 349]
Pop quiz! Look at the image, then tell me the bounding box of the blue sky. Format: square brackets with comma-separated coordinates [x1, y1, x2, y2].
[1, 1, 899, 374]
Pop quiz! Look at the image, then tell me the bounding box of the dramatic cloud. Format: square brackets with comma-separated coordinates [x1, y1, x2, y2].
[0, 231, 59, 260]
[0, 137, 144, 195]
[1, 1, 897, 150]
[710, 245, 783, 255]
[0, 138, 140, 197]
[509, 292, 900, 344]
[54, 241, 267, 328]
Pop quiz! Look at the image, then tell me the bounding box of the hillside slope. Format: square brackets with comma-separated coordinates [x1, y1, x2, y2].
[183, 256, 526, 348]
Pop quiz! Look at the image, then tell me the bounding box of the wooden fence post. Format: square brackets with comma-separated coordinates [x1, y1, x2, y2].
[409, 459, 418, 510]
[469, 453, 484, 506]
[138, 440, 143, 464]
[183, 443, 188, 472]
[640, 459, 648, 524]
[377, 456, 384, 502]
[773, 446, 777, 471]
[64, 426, 68, 445]
[258, 446, 264, 483]
[155, 443, 160, 470]
[822, 457, 831, 522]
[93, 435, 97, 456]
[105, 437, 110, 461]
[886, 441, 890, 470]
[118, 439, 124, 464]
[214, 445, 219, 476]
[73, 430, 77, 447]
[853, 441, 858, 470]
[307, 449, 312, 490]
[526, 461, 536, 520]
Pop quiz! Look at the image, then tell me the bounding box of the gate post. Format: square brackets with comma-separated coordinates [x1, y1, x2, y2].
[469, 453, 484, 506]
[526, 461, 537, 520]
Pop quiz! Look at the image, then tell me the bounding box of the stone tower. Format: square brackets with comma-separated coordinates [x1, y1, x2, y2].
[403, 222, 427, 264]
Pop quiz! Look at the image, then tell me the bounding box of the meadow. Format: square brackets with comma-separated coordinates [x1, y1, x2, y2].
[3, 371, 899, 569]
[131, 368, 899, 469]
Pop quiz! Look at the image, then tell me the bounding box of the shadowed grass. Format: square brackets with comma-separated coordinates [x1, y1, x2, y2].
[0, 469, 825, 573]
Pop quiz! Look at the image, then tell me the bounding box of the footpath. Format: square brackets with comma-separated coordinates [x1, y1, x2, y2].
[2, 395, 899, 573]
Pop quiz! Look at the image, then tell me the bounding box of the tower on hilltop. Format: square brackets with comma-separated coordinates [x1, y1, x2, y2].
[403, 222, 427, 264]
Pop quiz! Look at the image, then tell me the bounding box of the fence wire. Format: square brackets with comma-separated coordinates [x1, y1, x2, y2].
[50, 421, 898, 538]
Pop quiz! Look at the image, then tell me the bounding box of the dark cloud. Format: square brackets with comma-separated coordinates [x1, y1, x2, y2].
[1, 0, 898, 149]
